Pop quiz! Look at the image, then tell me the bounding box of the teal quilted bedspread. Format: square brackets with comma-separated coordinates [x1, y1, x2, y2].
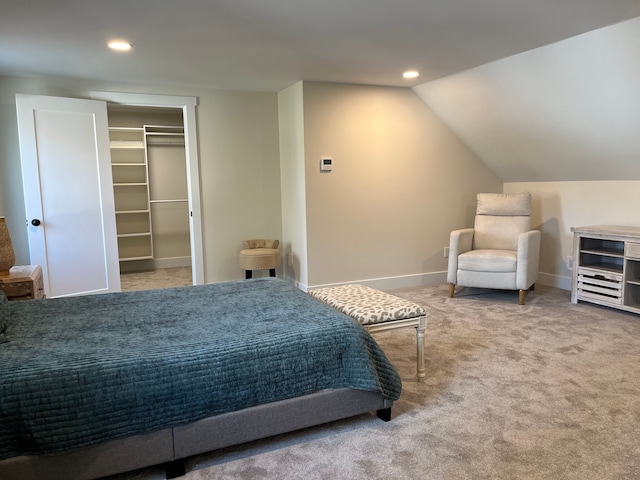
[0, 278, 401, 460]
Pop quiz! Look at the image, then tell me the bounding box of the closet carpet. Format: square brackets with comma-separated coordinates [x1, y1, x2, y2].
[120, 267, 192, 292]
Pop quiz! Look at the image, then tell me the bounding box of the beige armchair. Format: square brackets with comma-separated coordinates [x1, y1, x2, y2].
[447, 193, 541, 305]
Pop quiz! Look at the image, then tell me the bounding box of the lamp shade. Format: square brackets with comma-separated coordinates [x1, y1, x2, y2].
[0, 217, 15, 276]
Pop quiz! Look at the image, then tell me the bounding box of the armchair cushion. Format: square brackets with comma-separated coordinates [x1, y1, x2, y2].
[458, 249, 517, 273]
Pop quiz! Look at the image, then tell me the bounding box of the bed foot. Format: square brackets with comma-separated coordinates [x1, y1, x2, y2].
[165, 459, 186, 479]
[377, 407, 392, 422]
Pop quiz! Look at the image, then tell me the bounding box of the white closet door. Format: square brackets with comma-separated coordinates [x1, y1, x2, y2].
[16, 94, 121, 297]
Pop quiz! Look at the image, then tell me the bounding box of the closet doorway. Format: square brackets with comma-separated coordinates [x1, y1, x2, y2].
[92, 90, 204, 290]
[108, 106, 192, 289]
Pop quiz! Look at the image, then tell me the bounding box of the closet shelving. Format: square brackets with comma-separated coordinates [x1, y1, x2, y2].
[144, 125, 190, 264]
[109, 127, 153, 262]
[145, 125, 187, 206]
[109, 124, 189, 266]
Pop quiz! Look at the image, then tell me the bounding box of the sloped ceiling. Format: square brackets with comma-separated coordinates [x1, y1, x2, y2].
[414, 17, 640, 182]
[0, 1, 639, 91]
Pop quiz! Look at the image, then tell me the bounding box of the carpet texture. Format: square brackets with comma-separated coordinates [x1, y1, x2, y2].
[120, 267, 192, 292]
[116, 284, 640, 480]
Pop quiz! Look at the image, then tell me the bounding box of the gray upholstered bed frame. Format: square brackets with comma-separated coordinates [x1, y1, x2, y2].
[0, 388, 392, 480]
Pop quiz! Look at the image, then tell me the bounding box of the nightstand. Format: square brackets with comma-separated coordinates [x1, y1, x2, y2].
[0, 265, 45, 300]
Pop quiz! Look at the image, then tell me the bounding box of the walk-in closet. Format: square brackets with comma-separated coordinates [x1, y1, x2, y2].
[108, 106, 192, 289]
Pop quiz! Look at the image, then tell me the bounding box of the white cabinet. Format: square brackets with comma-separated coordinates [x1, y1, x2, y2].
[571, 225, 640, 314]
[109, 127, 154, 262]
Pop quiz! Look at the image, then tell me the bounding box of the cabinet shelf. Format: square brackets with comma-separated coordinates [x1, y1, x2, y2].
[150, 199, 188, 204]
[119, 256, 153, 262]
[116, 209, 150, 215]
[580, 248, 624, 258]
[144, 125, 183, 134]
[110, 141, 145, 149]
[579, 262, 623, 274]
[117, 232, 151, 238]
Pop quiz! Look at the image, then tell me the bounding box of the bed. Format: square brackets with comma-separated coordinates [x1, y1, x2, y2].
[0, 278, 401, 480]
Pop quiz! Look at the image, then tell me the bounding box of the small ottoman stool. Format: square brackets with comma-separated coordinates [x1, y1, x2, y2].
[239, 239, 281, 279]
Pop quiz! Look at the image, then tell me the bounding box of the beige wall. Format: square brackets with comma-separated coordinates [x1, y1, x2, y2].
[7, 73, 611, 293]
[301, 81, 502, 289]
[505, 181, 640, 290]
[0, 74, 282, 283]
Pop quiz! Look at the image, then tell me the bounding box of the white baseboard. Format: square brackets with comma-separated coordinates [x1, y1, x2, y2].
[306, 271, 447, 292]
[537, 272, 572, 291]
[119, 256, 191, 273]
[153, 256, 192, 269]
[287, 278, 309, 292]
[288, 270, 571, 293]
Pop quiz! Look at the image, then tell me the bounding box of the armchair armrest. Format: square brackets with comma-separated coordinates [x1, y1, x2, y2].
[515, 230, 541, 290]
[447, 228, 474, 284]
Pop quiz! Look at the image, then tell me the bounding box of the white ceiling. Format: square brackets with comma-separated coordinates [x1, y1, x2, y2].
[1, 0, 639, 92]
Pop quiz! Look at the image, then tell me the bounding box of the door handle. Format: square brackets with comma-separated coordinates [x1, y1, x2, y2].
[31, 219, 41, 227]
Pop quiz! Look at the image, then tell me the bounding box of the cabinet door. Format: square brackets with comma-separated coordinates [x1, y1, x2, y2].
[16, 94, 121, 297]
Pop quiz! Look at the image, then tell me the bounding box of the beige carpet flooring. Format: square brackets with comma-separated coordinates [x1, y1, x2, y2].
[120, 267, 193, 292]
[112, 283, 640, 480]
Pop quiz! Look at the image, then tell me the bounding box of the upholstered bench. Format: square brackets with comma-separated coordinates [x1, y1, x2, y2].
[309, 284, 427, 378]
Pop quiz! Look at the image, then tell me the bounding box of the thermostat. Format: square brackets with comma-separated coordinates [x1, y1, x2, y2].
[320, 157, 333, 172]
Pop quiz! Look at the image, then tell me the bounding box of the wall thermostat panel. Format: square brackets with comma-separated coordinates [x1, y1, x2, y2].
[320, 157, 333, 172]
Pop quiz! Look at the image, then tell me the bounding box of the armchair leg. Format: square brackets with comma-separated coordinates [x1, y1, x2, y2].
[519, 289, 526, 305]
[530, 284, 535, 291]
[448, 283, 455, 298]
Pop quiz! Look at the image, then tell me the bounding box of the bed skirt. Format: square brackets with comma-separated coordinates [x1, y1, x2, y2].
[0, 388, 392, 480]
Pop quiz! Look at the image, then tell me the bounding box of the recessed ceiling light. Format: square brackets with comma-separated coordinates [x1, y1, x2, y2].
[403, 70, 419, 79]
[108, 40, 132, 51]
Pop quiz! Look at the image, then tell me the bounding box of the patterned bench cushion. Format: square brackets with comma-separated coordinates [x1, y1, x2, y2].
[309, 284, 425, 326]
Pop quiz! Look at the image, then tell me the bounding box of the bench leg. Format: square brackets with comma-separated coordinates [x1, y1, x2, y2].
[416, 316, 427, 379]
